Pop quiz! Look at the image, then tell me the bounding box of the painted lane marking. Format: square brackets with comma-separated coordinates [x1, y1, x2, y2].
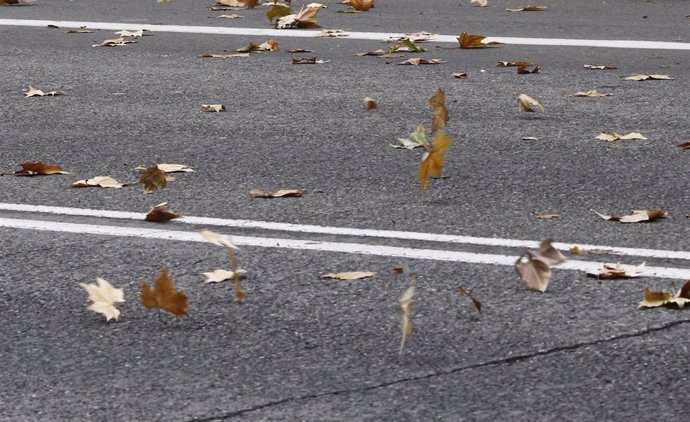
[1, 217, 688, 279]
[0, 203, 688, 261]
[0, 19, 689, 50]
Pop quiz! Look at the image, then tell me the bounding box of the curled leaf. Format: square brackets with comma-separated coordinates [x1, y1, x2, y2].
[72, 176, 124, 188]
[517, 94, 544, 113]
[514, 239, 566, 292]
[139, 166, 167, 193]
[25, 86, 63, 97]
[363, 97, 377, 110]
[457, 32, 501, 49]
[517, 64, 541, 74]
[592, 209, 667, 223]
[427, 88, 449, 133]
[399, 58, 444, 66]
[506, 5, 546, 11]
[623, 74, 673, 81]
[588, 262, 645, 279]
[145, 202, 180, 222]
[202, 269, 248, 283]
[417, 132, 452, 191]
[399, 280, 416, 354]
[458, 287, 482, 313]
[15, 162, 69, 176]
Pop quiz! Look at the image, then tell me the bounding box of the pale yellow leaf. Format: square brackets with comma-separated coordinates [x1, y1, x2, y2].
[320, 271, 376, 280]
[200, 229, 239, 250]
[79, 278, 125, 321]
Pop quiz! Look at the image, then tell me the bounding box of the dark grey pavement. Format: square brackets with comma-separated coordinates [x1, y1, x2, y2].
[1, 1, 689, 421]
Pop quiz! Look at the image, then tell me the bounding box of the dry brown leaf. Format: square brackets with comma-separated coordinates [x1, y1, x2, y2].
[535, 212, 560, 220]
[471, 0, 488, 7]
[140, 268, 188, 316]
[201, 104, 226, 113]
[639, 286, 690, 309]
[678, 141, 690, 149]
[321, 271, 376, 280]
[452, 72, 468, 79]
[316, 29, 349, 37]
[79, 277, 125, 321]
[514, 239, 566, 292]
[249, 188, 305, 198]
[292, 57, 329, 64]
[66, 26, 93, 34]
[72, 176, 124, 188]
[417, 132, 452, 191]
[197, 52, 250, 58]
[288, 48, 313, 53]
[427, 89, 449, 133]
[139, 166, 167, 194]
[517, 64, 541, 74]
[399, 58, 444, 65]
[623, 74, 673, 81]
[202, 269, 248, 283]
[342, 0, 374, 11]
[25, 86, 63, 97]
[497, 60, 532, 67]
[458, 287, 482, 313]
[399, 280, 416, 354]
[457, 32, 501, 49]
[587, 262, 645, 279]
[15, 162, 69, 176]
[506, 5, 547, 12]
[517, 94, 544, 113]
[145, 202, 180, 222]
[592, 209, 667, 223]
[573, 90, 611, 97]
[584, 64, 616, 70]
[595, 132, 646, 141]
[363, 97, 377, 110]
[92, 37, 136, 47]
[0, 0, 20, 4]
[355, 49, 388, 57]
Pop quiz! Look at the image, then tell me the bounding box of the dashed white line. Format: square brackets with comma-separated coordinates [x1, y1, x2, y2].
[1, 19, 689, 50]
[1, 216, 689, 279]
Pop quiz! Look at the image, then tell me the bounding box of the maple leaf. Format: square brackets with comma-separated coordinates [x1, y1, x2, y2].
[399, 280, 416, 354]
[514, 239, 566, 292]
[623, 74, 673, 81]
[92, 37, 136, 47]
[72, 176, 124, 188]
[249, 188, 305, 198]
[471, 0, 488, 6]
[587, 262, 645, 280]
[427, 88, 449, 133]
[342, 0, 374, 11]
[457, 32, 501, 49]
[145, 202, 180, 222]
[392, 124, 429, 149]
[595, 132, 646, 142]
[639, 286, 690, 309]
[458, 287, 482, 313]
[417, 132, 452, 191]
[388, 38, 426, 53]
[141, 269, 188, 316]
[275, 5, 321, 29]
[79, 278, 125, 321]
[15, 162, 69, 176]
[139, 166, 167, 194]
[25, 86, 63, 97]
[506, 5, 547, 12]
[584, 64, 616, 70]
[517, 94, 544, 113]
[517, 64, 541, 74]
[363, 97, 377, 110]
[497, 60, 532, 67]
[202, 269, 247, 284]
[201, 104, 226, 112]
[573, 90, 611, 97]
[320, 271, 376, 280]
[399, 58, 444, 66]
[592, 209, 667, 223]
[200, 230, 246, 302]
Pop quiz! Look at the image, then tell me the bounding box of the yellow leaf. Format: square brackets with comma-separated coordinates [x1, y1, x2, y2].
[427, 88, 449, 133]
[417, 132, 452, 191]
[595, 132, 646, 141]
[457, 32, 501, 49]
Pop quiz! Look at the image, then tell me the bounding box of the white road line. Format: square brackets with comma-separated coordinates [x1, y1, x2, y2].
[1, 18, 689, 50]
[1, 217, 688, 279]
[0, 203, 688, 261]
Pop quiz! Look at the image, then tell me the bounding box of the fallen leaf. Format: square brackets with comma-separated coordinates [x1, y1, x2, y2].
[0, 0, 20, 4]
[139, 166, 167, 193]
[306, 2, 327, 8]
[15, 162, 69, 176]
[678, 141, 690, 149]
[517, 64, 541, 74]
[201, 104, 226, 112]
[267, 3, 293, 22]
[623, 74, 673, 81]
[639, 286, 690, 309]
[471, 0, 488, 6]
[72, 176, 124, 188]
[66, 26, 93, 34]
[237, 39, 279, 52]
[388, 38, 426, 53]
[417, 132, 452, 191]
[197, 52, 250, 58]
[342, 0, 374, 11]
[427, 88, 449, 133]
[25, 86, 63, 97]
[452, 72, 468, 79]
[399, 280, 416, 353]
[506, 5, 547, 12]
[393, 267, 404, 274]
[202, 269, 248, 283]
[392, 124, 429, 149]
[521, 136, 540, 140]
[155, 163, 194, 173]
[292, 57, 328, 64]
[200, 229, 238, 250]
[592, 209, 667, 223]
[288, 48, 313, 53]
[573, 90, 611, 97]
[355, 50, 401, 58]
[458, 287, 482, 313]
[517, 94, 544, 113]
[399, 58, 444, 65]
[275, 5, 321, 29]
[115, 29, 151, 38]
[587, 262, 645, 279]
[535, 212, 560, 220]
[92, 37, 136, 47]
[363, 97, 377, 110]
[79, 278, 125, 321]
[457, 32, 501, 49]
[216, 13, 243, 18]
[595, 132, 646, 141]
[569, 245, 588, 255]
[320, 271, 376, 280]
[497, 60, 532, 67]
[316, 29, 349, 37]
[200, 230, 245, 302]
[249, 188, 305, 198]
[140, 268, 188, 316]
[514, 239, 566, 292]
[584, 64, 616, 70]
[145, 203, 180, 222]
[215, 0, 257, 7]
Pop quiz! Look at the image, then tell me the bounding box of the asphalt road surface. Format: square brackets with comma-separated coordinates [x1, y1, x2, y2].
[1, 1, 689, 421]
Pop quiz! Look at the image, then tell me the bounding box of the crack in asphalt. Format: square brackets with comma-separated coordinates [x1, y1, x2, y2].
[187, 318, 690, 421]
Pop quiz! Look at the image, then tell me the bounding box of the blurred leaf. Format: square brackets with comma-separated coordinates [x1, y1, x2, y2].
[321, 271, 376, 280]
[417, 132, 452, 191]
[73, 176, 124, 188]
[140, 268, 188, 316]
[457, 32, 501, 48]
[15, 162, 69, 175]
[145, 203, 180, 222]
[517, 94, 544, 113]
[588, 262, 645, 279]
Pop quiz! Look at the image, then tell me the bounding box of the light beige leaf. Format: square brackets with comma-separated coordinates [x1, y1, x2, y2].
[92, 37, 136, 47]
[66, 26, 93, 33]
[197, 52, 250, 58]
[573, 90, 611, 97]
[471, 0, 488, 6]
[320, 271, 376, 280]
[201, 104, 226, 113]
[595, 132, 647, 141]
[249, 188, 305, 198]
[115, 29, 151, 38]
[202, 269, 248, 283]
[399, 58, 444, 65]
[155, 163, 194, 173]
[514, 239, 565, 292]
[316, 29, 349, 37]
[25, 86, 63, 97]
[584, 64, 616, 70]
[399, 281, 416, 354]
[535, 212, 560, 220]
[517, 94, 544, 113]
[623, 74, 673, 81]
[73, 176, 124, 188]
[587, 262, 645, 279]
[200, 229, 239, 250]
[216, 13, 243, 18]
[79, 277, 125, 321]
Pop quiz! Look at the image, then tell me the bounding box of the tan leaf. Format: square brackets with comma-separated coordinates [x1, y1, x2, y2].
[316, 29, 349, 37]
[15, 162, 69, 175]
[452, 72, 468, 79]
[521, 136, 540, 140]
[400, 31, 437, 43]
[573, 90, 610, 97]
[197, 52, 250, 58]
[66, 26, 93, 33]
[458, 287, 482, 312]
[497, 60, 532, 67]
[292, 57, 329, 64]
[79, 277, 125, 321]
[200, 229, 239, 250]
[92, 37, 136, 47]
[200, 230, 245, 301]
[677, 141, 690, 149]
[145, 203, 180, 222]
[139, 166, 167, 193]
[342, 0, 374, 11]
[587, 262, 645, 279]
[471, 0, 488, 6]
[215, 0, 257, 7]
[249, 188, 305, 198]
[72, 176, 124, 188]
[506, 5, 547, 11]
[320, 271, 376, 280]
[595, 132, 647, 141]
[140, 268, 188, 316]
[417, 132, 452, 191]
[155, 163, 194, 173]
[216, 13, 243, 18]
[276, 5, 321, 29]
[258, 39, 280, 51]
[399, 58, 444, 65]
[399, 280, 416, 354]
[517, 94, 544, 113]
[535, 212, 560, 220]
[363, 97, 377, 110]
[584, 64, 616, 70]
[201, 104, 226, 112]
[639, 288, 690, 309]
[202, 269, 248, 283]
[25, 86, 63, 97]
[457, 32, 501, 49]
[427, 89, 449, 133]
[623, 74, 673, 81]
[514, 239, 565, 292]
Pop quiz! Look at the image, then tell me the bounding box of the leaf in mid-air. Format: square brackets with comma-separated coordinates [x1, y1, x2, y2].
[79, 278, 125, 321]
[417, 132, 452, 191]
[427, 88, 449, 133]
[140, 268, 188, 316]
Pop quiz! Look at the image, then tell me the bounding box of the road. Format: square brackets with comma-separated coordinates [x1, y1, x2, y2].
[0, 1, 689, 421]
